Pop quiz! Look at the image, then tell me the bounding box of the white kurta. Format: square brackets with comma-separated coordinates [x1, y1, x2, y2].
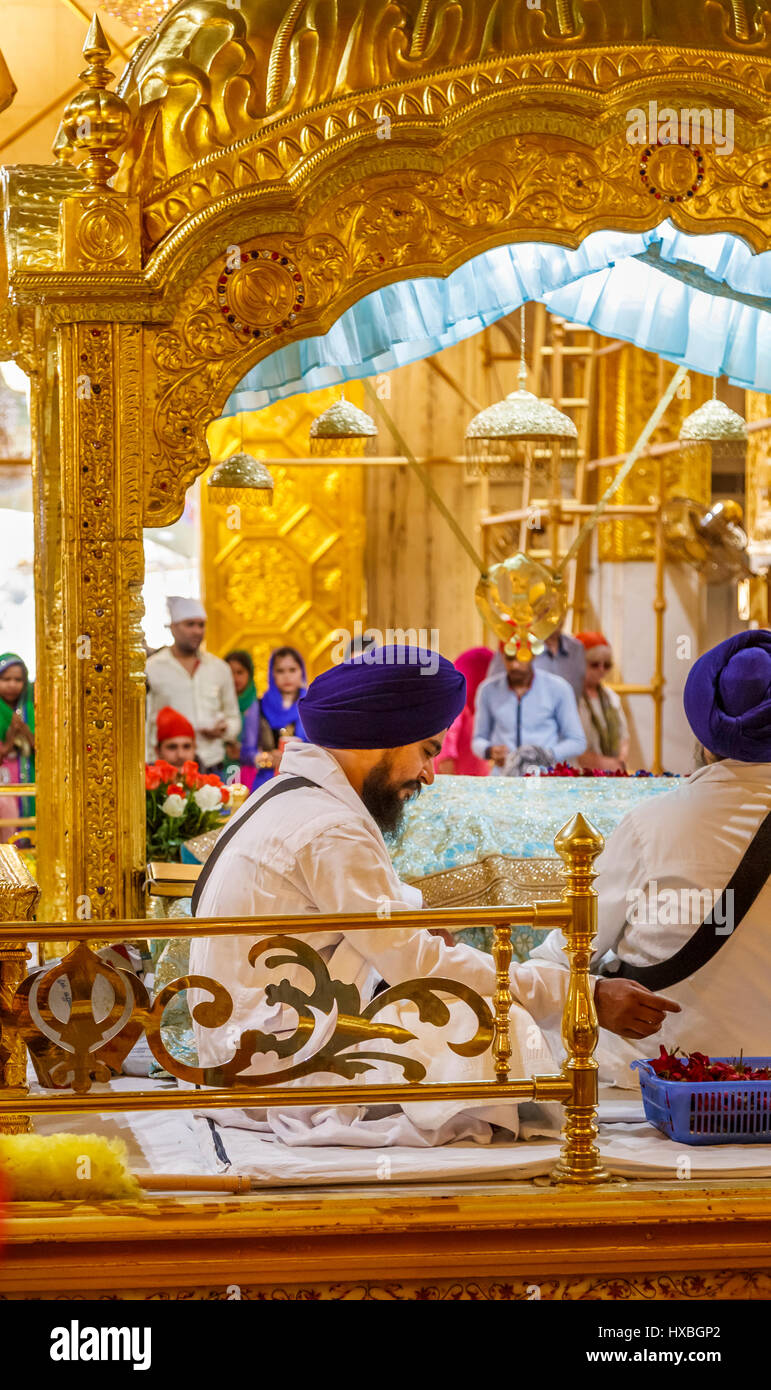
[190, 742, 569, 1143]
[530, 758, 771, 1084]
[146, 647, 241, 769]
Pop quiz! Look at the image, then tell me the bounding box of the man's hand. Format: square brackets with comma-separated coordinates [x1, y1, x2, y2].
[490, 744, 508, 766]
[594, 977, 681, 1039]
[200, 717, 228, 738]
[428, 928, 456, 948]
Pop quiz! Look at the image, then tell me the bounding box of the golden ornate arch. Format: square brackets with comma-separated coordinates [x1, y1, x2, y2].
[4, 0, 771, 916]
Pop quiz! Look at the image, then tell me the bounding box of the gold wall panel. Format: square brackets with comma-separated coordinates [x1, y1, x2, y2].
[204, 387, 365, 684]
[597, 346, 713, 561]
[746, 391, 771, 549]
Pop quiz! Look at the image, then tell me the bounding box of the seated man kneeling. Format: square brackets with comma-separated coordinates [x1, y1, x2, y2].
[529, 630, 771, 1085]
[190, 645, 673, 1145]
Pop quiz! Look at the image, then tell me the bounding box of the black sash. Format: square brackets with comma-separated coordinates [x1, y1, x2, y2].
[191, 775, 321, 915]
[601, 805, 771, 991]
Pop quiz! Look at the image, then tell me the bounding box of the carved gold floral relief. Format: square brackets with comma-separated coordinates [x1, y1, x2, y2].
[115, 0, 771, 215]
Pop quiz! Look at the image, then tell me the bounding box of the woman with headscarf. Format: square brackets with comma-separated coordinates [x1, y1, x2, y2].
[225, 649, 260, 789]
[435, 645, 493, 776]
[574, 631, 630, 771]
[240, 645, 309, 787]
[0, 654, 35, 842]
[260, 647, 308, 743]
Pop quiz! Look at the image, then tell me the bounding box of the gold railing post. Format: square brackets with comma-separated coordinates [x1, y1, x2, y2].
[551, 812, 609, 1184]
[492, 922, 512, 1083]
[0, 846, 40, 1133]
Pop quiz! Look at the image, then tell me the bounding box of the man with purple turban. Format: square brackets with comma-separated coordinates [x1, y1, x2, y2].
[190, 645, 672, 1147]
[530, 629, 771, 1084]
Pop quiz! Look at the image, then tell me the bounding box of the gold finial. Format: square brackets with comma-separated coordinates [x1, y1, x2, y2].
[553, 811, 605, 866]
[59, 13, 131, 190]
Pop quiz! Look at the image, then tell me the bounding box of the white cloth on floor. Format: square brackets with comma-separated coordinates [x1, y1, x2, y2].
[189, 742, 569, 1142]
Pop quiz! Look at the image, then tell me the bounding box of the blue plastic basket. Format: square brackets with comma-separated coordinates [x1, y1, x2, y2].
[633, 1057, 771, 1146]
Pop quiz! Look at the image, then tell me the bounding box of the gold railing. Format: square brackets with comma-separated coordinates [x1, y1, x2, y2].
[0, 812, 609, 1185]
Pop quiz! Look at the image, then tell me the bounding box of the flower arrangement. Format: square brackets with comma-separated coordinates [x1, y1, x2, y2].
[524, 764, 658, 778]
[649, 1046, 771, 1082]
[145, 759, 229, 861]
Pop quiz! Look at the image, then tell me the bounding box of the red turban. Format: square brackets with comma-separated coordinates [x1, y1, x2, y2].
[575, 631, 611, 651]
[157, 706, 194, 743]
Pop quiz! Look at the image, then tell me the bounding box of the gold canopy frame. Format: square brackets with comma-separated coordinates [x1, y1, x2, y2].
[2, 0, 771, 918]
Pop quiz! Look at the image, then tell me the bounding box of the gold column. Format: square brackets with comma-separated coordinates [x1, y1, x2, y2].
[0, 844, 40, 1133]
[551, 812, 608, 1184]
[746, 391, 771, 554]
[36, 319, 146, 921]
[491, 923, 512, 1083]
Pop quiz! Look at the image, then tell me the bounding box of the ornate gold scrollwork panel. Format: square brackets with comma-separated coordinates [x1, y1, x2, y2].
[4, 936, 494, 1095]
[143, 118, 771, 524]
[115, 0, 771, 238]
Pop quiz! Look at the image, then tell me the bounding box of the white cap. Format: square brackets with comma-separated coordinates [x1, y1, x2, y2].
[167, 595, 206, 624]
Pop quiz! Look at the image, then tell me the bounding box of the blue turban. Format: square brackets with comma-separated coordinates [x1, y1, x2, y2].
[684, 631, 771, 762]
[298, 645, 466, 749]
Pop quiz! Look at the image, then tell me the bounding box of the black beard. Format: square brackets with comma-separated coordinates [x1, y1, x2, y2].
[361, 759, 421, 836]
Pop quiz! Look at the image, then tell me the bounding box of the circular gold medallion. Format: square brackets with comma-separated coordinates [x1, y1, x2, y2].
[639, 141, 704, 205]
[217, 247, 306, 341]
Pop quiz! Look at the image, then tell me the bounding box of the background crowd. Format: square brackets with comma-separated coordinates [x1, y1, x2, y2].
[145, 596, 309, 786]
[0, 599, 634, 847]
[143, 596, 631, 792]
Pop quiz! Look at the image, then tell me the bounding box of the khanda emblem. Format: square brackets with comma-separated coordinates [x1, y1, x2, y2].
[476, 552, 566, 661]
[11, 943, 149, 1092]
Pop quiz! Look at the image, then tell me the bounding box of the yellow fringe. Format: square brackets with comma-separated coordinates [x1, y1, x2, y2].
[0, 1132, 143, 1200]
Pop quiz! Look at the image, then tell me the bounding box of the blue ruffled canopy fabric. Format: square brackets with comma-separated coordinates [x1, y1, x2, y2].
[221, 222, 771, 412]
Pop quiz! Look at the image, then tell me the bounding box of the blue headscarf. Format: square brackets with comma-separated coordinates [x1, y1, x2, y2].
[299, 645, 466, 749]
[684, 630, 771, 762]
[260, 646, 308, 740]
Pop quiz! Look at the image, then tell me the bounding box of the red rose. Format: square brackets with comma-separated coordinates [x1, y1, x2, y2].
[155, 759, 178, 783]
[182, 759, 199, 789]
[167, 783, 185, 798]
[220, 786, 230, 804]
[145, 766, 162, 790]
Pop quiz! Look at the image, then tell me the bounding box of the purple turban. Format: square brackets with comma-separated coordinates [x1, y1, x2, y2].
[298, 645, 466, 749]
[684, 631, 771, 762]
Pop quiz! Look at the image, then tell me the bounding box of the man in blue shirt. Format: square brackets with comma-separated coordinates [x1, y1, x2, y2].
[472, 647, 586, 774]
[532, 623, 586, 702]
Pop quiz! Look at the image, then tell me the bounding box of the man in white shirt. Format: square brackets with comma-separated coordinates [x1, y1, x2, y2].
[146, 597, 241, 773]
[529, 630, 771, 1084]
[190, 645, 671, 1144]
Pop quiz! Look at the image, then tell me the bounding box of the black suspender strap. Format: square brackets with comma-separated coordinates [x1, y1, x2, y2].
[191, 775, 320, 915]
[602, 805, 771, 992]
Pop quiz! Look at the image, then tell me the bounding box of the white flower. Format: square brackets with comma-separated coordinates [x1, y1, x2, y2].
[193, 783, 223, 812]
[161, 793, 187, 818]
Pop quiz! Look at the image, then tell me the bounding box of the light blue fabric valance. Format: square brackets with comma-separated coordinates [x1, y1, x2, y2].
[221, 222, 771, 414]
